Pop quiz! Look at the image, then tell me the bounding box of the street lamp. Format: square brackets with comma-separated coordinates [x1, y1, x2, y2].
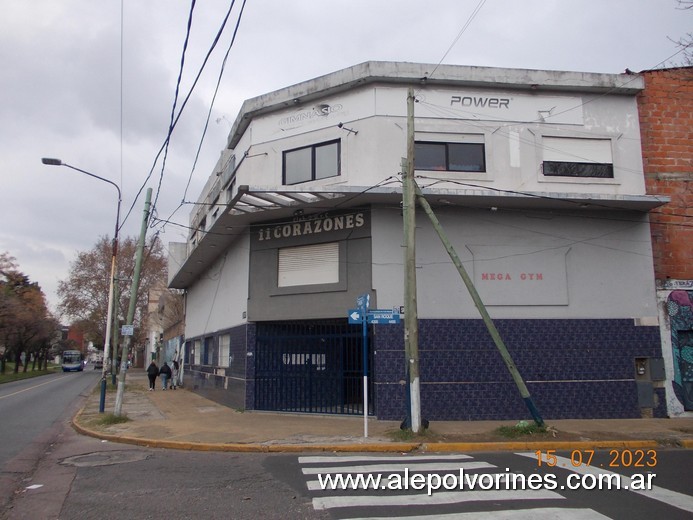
[41, 157, 121, 413]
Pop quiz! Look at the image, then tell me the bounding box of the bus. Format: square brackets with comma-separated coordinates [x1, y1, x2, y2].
[61, 350, 84, 372]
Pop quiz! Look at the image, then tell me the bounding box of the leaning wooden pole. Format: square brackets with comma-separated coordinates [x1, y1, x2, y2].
[415, 184, 544, 426]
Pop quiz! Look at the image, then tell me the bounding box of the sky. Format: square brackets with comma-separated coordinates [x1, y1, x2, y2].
[0, 0, 690, 315]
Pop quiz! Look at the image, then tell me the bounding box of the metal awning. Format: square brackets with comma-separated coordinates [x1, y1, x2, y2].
[168, 183, 668, 289]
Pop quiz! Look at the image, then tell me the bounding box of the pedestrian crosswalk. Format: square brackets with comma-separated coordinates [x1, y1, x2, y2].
[297, 453, 610, 519]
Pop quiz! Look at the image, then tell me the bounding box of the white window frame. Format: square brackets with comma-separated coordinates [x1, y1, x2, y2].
[194, 339, 201, 365]
[219, 334, 230, 368]
[537, 134, 618, 185]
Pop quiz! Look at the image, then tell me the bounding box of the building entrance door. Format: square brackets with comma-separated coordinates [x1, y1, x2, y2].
[254, 319, 373, 415]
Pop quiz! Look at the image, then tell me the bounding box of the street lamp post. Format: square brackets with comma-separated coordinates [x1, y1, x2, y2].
[41, 158, 121, 413]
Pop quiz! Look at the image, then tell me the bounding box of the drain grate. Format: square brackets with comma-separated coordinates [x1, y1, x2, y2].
[60, 450, 151, 467]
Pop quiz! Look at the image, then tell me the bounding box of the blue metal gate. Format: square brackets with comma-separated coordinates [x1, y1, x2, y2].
[255, 319, 373, 415]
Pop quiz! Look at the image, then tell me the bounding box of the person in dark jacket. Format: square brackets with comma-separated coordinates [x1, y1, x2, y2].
[159, 362, 173, 390]
[146, 361, 159, 391]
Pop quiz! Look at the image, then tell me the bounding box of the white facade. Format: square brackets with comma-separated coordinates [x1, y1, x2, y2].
[169, 62, 667, 421]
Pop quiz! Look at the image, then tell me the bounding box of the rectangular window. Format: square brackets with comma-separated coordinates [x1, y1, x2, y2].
[542, 137, 613, 178]
[283, 140, 340, 184]
[194, 340, 201, 365]
[203, 337, 212, 365]
[278, 242, 339, 287]
[415, 141, 486, 172]
[219, 334, 230, 368]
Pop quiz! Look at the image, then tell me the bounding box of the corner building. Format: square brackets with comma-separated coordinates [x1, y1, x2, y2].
[169, 62, 667, 421]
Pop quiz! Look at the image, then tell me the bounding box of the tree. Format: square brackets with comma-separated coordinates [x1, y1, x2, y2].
[670, 1, 693, 65]
[57, 235, 168, 356]
[0, 252, 56, 373]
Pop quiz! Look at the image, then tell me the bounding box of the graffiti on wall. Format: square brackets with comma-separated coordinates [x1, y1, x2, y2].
[667, 290, 693, 410]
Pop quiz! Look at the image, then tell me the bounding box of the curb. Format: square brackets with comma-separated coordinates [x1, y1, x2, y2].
[71, 417, 420, 453]
[72, 413, 683, 453]
[421, 440, 661, 452]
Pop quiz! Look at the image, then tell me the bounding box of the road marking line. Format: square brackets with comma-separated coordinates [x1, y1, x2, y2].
[299, 454, 473, 464]
[312, 489, 563, 510]
[0, 376, 67, 400]
[302, 461, 494, 475]
[348, 506, 610, 520]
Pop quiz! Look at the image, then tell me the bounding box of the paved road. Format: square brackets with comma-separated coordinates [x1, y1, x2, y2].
[4, 428, 325, 520]
[0, 370, 100, 465]
[293, 450, 693, 519]
[2, 373, 692, 519]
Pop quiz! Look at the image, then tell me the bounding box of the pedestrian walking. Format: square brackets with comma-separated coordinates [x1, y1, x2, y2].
[171, 359, 179, 390]
[159, 361, 172, 390]
[146, 361, 159, 391]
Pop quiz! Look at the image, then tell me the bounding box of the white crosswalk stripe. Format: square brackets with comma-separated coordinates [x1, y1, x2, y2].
[312, 489, 563, 510]
[301, 461, 494, 475]
[348, 507, 611, 520]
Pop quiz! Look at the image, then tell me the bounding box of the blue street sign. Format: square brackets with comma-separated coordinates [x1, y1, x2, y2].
[348, 309, 362, 324]
[366, 309, 401, 325]
[348, 307, 401, 325]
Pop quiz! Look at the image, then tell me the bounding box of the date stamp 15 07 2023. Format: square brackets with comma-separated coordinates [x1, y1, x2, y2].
[535, 449, 657, 469]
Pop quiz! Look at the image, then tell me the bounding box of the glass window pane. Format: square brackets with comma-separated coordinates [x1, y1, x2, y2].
[543, 161, 614, 178]
[284, 147, 312, 184]
[415, 143, 446, 170]
[315, 142, 339, 179]
[449, 143, 485, 172]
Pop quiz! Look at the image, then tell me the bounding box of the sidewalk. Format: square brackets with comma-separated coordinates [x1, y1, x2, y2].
[73, 369, 693, 453]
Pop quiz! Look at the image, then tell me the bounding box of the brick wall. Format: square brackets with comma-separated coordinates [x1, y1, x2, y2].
[637, 67, 693, 281]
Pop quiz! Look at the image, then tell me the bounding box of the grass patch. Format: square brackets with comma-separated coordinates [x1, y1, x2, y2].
[387, 427, 437, 443]
[495, 421, 547, 438]
[0, 363, 61, 384]
[95, 413, 131, 426]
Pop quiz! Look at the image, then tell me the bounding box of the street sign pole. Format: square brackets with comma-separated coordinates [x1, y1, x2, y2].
[362, 310, 368, 438]
[357, 293, 370, 438]
[350, 297, 403, 437]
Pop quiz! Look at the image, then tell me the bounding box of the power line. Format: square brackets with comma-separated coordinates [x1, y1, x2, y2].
[173, 0, 248, 220]
[429, 0, 487, 79]
[122, 1, 241, 229]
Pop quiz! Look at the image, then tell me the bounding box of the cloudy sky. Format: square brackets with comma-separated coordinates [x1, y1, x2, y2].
[1, 0, 690, 314]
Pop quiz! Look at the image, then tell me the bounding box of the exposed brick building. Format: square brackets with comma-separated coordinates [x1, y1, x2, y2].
[637, 66, 693, 416]
[638, 67, 693, 282]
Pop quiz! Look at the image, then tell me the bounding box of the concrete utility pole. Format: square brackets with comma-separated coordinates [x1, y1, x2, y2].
[114, 188, 152, 416]
[403, 87, 422, 433]
[415, 184, 544, 427]
[111, 274, 119, 385]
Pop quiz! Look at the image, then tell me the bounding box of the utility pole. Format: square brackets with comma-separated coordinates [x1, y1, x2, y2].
[403, 87, 421, 433]
[415, 184, 544, 427]
[111, 273, 119, 385]
[114, 188, 152, 416]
